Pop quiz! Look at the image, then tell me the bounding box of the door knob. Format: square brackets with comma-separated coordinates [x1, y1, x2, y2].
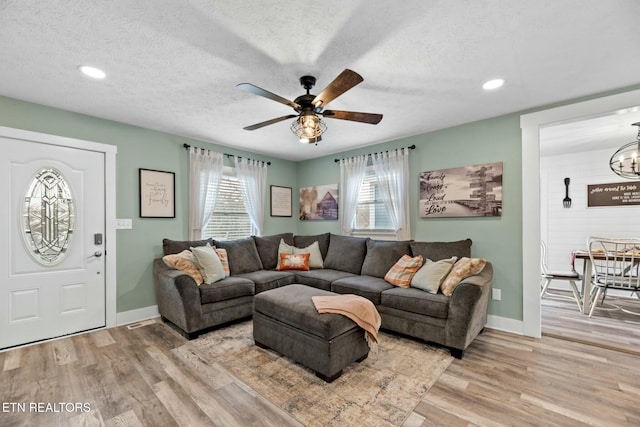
[93, 250, 103, 258]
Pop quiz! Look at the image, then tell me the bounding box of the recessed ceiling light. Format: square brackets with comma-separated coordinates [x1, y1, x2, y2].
[482, 78, 504, 90]
[78, 65, 106, 79]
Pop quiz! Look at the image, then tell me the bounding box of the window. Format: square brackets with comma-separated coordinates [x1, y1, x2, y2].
[353, 168, 393, 232]
[203, 171, 252, 240]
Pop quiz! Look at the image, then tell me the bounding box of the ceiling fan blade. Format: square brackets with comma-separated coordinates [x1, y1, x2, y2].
[312, 69, 364, 109]
[243, 114, 297, 131]
[322, 110, 383, 124]
[237, 83, 301, 110]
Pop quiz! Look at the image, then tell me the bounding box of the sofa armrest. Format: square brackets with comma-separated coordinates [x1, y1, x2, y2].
[153, 258, 203, 333]
[444, 261, 493, 351]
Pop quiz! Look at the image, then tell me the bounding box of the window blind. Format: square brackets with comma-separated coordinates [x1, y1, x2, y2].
[354, 169, 393, 231]
[203, 175, 252, 240]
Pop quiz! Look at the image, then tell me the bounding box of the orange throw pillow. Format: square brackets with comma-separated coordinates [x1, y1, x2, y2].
[277, 253, 310, 271]
[384, 255, 424, 287]
[162, 250, 204, 285]
[213, 247, 230, 277]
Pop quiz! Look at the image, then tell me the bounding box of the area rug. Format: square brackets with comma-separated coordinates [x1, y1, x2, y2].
[187, 321, 453, 427]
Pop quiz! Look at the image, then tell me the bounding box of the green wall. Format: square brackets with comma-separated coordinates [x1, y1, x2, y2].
[3, 83, 638, 321]
[297, 114, 522, 319]
[0, 96, 298, 312]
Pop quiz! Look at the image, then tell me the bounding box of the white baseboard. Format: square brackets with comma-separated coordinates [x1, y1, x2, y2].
[486, 314, 525, 336]
[116, 305, 159, 326]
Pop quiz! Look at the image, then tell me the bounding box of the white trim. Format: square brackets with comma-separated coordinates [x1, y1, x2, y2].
[0, 126, 118, 329]
[520, 89, 640, 338]
[486, 314, 524, 335]
[116, 305, 160, 326]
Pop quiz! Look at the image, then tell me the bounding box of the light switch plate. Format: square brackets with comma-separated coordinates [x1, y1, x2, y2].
[115, 218, 133, 229]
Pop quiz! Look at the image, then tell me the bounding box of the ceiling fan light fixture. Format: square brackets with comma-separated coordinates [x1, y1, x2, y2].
[291, 111, 326, 142]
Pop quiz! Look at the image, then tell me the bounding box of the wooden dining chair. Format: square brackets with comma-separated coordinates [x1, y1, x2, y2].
[587, 237, 640, 317]
[540, 240, 583, 311]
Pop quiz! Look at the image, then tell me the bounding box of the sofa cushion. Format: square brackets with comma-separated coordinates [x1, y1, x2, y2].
[253, 233, 294, 270]
[294, 233, 331, 259]
[199, 276, 255, 304]
[331, 275, 394, 305]
[293, 269, 356, 291]
[323, 234, 369, 274]
[360, 240, 412, 278]
[440, 257, 487, 296]
[381, 287, 450, 319]
[162, 238, 212, 255]
[410, 239, 472, 261]
[213, 237, 263, 275]
[411, 256, 458, 293]
[234, 270, 297, 294]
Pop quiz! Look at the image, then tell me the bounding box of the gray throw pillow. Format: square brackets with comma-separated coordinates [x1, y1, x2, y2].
[213, 237, 263, 275]
[361, 240, 412, 278]
[323, 234, 368, 275]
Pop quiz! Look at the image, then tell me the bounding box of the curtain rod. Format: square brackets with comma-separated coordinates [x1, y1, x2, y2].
[183, 143, 271, 165]
[333, 145, 416, 163]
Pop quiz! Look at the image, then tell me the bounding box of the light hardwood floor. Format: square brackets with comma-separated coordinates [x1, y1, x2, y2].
[2, 301, 640, 427]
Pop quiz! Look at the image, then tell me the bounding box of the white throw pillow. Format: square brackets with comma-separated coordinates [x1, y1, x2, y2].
[410, 256, 457, 293]
[276, 239, 295, 270]
[191, 243, 226, 284]
[293, 241, 324, 269]
[277, 239, 324, 269]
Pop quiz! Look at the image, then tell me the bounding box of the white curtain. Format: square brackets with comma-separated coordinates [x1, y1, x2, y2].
[234, 156, 268, 236]
[371, 148, 411, 240]
[339, 154, 368, 235]
[189, 147, 224, 240]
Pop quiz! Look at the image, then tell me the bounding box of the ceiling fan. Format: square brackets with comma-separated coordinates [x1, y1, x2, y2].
[237, 69, 383, 144]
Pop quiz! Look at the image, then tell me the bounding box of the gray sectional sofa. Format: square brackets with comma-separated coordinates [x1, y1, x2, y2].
[153, 232, 493, 358]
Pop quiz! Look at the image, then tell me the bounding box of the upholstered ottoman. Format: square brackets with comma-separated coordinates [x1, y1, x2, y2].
[253, 284, 370, 382]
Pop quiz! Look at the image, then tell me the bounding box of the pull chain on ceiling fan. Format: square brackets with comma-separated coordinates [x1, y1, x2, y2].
[237, 69, 383, 144]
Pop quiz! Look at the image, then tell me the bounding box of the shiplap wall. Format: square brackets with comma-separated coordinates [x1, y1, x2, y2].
[541, 148, 640, 276]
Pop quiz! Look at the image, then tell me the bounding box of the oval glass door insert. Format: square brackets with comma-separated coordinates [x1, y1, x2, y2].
[22, 168, 75, 265]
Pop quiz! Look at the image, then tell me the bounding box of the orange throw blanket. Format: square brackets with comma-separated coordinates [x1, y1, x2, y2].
[312, 294, 381, 347]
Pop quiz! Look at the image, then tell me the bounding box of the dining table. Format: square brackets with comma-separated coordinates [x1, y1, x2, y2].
[572, 250, 595, 314]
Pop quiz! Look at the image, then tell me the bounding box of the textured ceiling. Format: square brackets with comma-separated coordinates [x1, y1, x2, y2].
[1, 1, 640, 161]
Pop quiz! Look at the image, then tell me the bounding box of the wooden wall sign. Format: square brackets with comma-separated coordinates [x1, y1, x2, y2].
[587, 182, 640, 207]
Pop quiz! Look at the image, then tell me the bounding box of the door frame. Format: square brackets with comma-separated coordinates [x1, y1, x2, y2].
[0, 126, 117, 329]
[520, 88, 640, 338]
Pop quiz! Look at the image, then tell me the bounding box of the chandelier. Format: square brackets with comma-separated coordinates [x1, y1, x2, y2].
[609, 122, 640, 179]
[290, 111, 326, 144]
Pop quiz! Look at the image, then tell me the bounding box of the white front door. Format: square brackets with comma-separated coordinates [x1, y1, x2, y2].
[0, 136, 106, 349]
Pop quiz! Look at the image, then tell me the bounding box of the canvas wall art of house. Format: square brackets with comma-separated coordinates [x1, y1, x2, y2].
[299, 184, 339, 220]
[419, 162, 503, 218]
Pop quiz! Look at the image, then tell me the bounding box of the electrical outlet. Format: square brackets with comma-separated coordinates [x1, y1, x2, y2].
[492, 288, 501, 301]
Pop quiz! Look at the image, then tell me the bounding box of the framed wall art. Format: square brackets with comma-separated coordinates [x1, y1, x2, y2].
[299, 184, 338, 220]
[139, 168, 175, 218]
[419, 161, 503, 218]
[270, 185, 292, 217]
[587, 182, 640, 207]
